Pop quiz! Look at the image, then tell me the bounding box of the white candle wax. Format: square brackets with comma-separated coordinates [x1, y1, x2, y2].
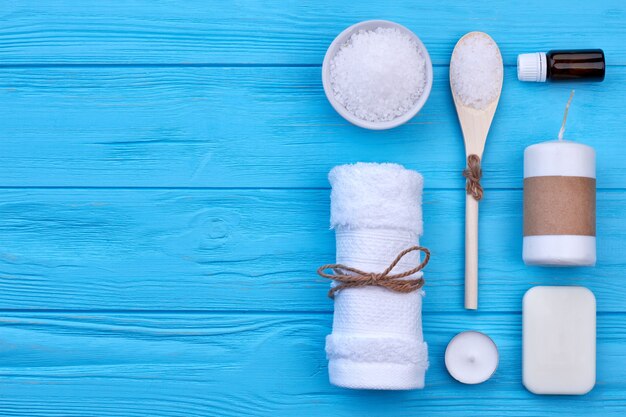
[523, 140, 596, 266]
[445, 331, 498, 384]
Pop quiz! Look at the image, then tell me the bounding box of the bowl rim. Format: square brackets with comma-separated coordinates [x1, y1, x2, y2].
[322, 20, 434, 130]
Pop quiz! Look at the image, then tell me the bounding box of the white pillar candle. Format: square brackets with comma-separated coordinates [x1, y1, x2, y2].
[523, 140, 596, 266]
[445, 331, 498, 384]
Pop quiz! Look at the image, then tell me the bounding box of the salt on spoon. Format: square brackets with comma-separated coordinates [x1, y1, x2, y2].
[450, 32, 503, 310]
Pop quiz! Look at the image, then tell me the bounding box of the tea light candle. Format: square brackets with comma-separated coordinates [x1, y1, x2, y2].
[445, 331, 499, 384]
[523, 92, 596, 266]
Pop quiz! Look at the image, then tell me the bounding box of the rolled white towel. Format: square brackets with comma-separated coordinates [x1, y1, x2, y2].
[324, 162, 429, 390]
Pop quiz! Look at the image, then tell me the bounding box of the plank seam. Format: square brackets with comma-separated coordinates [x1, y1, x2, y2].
[1, 186, 625, 191]
[0, 64, 624, 69]
[0, 310, 622, 315]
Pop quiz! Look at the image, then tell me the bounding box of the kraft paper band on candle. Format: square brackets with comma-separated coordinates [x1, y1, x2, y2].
[524, 176, 596, 236]
[522, 140, 596, 266]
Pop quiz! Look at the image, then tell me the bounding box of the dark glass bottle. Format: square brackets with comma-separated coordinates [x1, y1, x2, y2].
[518, 49, 605, 82]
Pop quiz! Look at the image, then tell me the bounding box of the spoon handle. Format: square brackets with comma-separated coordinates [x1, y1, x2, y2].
[465, 195, 479, 309]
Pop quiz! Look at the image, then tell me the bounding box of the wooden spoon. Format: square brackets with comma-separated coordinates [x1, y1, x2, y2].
[450, 32, 503, 310]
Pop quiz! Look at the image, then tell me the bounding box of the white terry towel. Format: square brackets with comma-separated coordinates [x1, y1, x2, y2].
[325, 162, 428, 390]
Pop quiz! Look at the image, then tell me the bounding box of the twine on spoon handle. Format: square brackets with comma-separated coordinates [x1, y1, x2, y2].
[463, 154, 483, 201]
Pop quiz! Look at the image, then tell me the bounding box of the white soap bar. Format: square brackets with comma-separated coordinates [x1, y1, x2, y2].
[523, 286, 596, 395]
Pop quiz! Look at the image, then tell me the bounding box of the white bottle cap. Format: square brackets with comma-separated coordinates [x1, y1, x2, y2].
[517, 52, 547, 82]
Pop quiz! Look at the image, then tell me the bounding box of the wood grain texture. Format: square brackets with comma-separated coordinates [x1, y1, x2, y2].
[0, 312, 625, 416]
[2, 1, 625, 414]
[1, 67, 624, 188]
[1, 188, 624, 312]
[1, 0, 624, 65]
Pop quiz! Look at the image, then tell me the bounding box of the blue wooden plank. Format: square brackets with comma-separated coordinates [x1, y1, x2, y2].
[0, 188, 624, 312]
[0, 312, 624, 416]
[1, 0, 624, 65]
[1, 1, 625, 414]
[0, 67, 624, 188]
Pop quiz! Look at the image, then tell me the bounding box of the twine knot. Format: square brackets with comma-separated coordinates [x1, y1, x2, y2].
[463, 154, 483, 201]
[317, 246, 430, 299]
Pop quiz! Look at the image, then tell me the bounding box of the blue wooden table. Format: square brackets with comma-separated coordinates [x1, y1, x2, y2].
[0, 1, 625, 415]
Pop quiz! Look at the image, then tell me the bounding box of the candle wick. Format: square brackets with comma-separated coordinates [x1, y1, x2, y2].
[558, 90, 575, 141]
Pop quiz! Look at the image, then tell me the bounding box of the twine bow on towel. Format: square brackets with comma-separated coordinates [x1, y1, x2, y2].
[317, 246, 430, 299]
[463, 154, 483, 201]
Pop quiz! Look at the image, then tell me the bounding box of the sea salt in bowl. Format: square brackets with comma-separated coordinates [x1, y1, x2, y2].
[322, 20, 433, 130]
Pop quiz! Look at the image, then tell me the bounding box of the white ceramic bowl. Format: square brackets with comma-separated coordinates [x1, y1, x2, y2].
[322, 20, 433, 130]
